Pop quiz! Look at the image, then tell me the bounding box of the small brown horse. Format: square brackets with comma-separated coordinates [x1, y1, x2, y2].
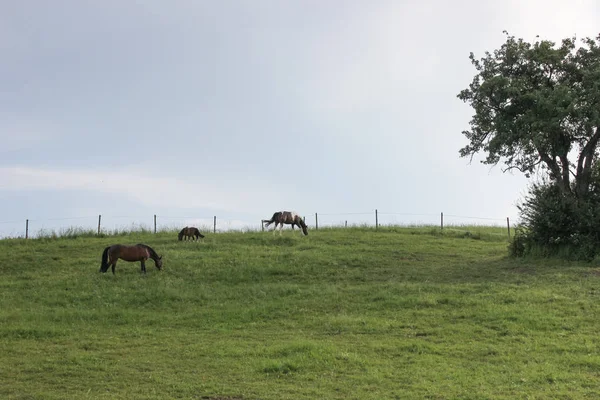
[262, 211, 308, 235]
[178, 226, 205, 241]
[100, 244, 163, 274]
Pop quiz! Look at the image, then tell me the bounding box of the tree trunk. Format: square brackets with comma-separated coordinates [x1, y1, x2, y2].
[575, 126, 600, 197]
[559, 154, 571, 192]
[539, 152, 571, 194]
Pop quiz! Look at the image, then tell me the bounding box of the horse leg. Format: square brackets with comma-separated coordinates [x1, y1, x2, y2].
[111, 262, 116, 275]
[140, 260, 146, 274]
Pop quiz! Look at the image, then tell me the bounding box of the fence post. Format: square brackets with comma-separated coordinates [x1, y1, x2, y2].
[154, 215, 157, 234]
[261, 220, 264, 232]
[26, 219, 29, 239]
[315, 213, 318, 230]
[507, 217, 511, 239]
[375, 209, 378, 230]
[441, 212, 444, 230]
[345, 220, 347, 228]
[213, 216, 216, 233]
[98, 215, 101, 235]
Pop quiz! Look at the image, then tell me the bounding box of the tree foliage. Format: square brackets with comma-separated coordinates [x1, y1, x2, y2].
[458, 32, 600, 197]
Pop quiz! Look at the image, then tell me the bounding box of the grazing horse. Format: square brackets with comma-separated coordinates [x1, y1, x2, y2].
[100, 244, 163, 274]
[262, 211, 308, 235]
[178, 226, 205, 241]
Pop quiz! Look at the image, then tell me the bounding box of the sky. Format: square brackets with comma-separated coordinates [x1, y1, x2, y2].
[1, 0, 599, 237]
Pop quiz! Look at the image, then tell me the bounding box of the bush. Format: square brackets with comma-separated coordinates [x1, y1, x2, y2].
[511, 182, 600, 260]
[508, 229, 527, 258]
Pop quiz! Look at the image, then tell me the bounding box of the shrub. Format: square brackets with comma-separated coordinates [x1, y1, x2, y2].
[512, 181, 600, 260]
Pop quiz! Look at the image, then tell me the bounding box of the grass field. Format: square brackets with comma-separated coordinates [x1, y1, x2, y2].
[1, 226, 599, 399]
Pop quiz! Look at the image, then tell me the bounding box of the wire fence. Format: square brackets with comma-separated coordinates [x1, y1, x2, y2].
[0, 209, 516, 239]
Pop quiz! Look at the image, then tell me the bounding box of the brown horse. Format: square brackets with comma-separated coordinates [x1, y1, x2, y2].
[262, 211, 308, 235]
[100, 244, 163, 274]
[178, 226, 205, 241]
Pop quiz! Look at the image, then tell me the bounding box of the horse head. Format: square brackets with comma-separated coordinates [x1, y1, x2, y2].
[300, 224, 308, 235]
[155, 255, 163, 270]
[301, 225, 308, 235]
[296, 216, 309, 235]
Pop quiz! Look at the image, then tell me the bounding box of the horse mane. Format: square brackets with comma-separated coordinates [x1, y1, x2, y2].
[136, 243, 159, 259]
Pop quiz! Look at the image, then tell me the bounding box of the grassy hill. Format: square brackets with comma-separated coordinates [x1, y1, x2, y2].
[1, 226, 599, 399]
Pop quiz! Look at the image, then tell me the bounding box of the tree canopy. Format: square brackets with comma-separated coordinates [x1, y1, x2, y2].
[458, 32, 600, 198]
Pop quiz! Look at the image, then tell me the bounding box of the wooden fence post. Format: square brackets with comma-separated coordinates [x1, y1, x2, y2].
[375, 209, 378, 230]
[345, 220, 347, 228]
[154, 215, 157, 234]
[98, 215, 101, 235]
[261, 221, 264, 232]
[213, 216, 216, 233]
[507, 217, 511, 239]
[315, 213, 318, 230]
[441, 212, 444, 230]
[26, 219, 29, 239]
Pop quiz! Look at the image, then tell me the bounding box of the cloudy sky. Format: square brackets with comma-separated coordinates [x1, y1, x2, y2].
[1, 0, 598, 237]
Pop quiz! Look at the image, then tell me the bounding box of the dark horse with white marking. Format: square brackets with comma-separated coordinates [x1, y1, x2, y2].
[100, 244, 163, 274]
[262, 211, 308, 235]
[178, 227, 205, 241]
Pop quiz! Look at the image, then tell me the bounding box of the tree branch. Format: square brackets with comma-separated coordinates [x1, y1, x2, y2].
[501, 160, 542, 174]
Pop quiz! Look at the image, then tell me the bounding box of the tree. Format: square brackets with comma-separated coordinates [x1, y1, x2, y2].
[458, 32, 600, 198]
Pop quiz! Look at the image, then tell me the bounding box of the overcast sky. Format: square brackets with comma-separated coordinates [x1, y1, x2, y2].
[1, 0, 598, 237]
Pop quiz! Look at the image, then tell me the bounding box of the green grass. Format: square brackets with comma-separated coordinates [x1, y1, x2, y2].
[1, 226, 599, 399]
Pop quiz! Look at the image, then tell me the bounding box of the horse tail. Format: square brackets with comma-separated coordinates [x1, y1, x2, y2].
[262, 212, 281, 227]
[100, 246, 110, 272]
[195, 228, 205, 238]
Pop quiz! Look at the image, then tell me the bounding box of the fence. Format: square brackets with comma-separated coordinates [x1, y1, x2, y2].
[306, 210, 512, 238]
[2, 210, 514, 240]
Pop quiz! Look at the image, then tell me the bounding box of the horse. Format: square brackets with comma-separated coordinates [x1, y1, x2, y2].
[99, 244, 163, 274]
[262, 211, 308, 235]
[178, 226, 205, 241]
